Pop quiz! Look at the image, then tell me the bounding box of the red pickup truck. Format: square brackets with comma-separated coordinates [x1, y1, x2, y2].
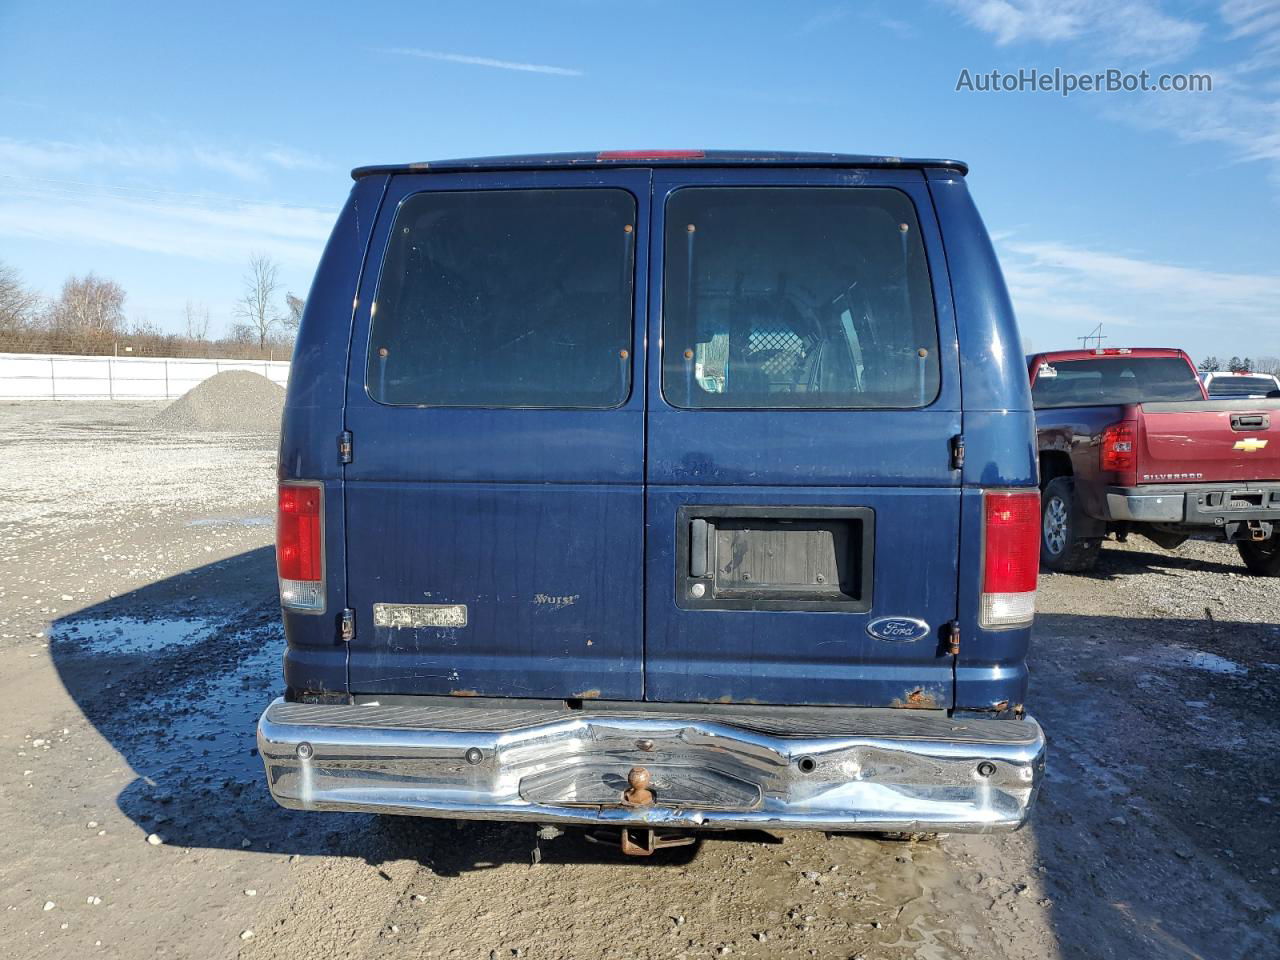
[1029, 348, 1280, 575]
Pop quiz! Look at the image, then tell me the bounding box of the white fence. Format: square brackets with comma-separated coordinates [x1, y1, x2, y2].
[0, 352, 291, 400]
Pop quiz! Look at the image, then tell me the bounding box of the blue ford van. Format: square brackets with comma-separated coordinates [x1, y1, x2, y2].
[259, 151, 1045, 852]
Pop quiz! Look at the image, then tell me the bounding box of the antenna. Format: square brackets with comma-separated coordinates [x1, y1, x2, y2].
[1077, 323, 1106, 351]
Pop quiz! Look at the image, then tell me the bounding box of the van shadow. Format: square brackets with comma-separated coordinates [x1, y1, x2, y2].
[49, 548, 343, 855]
[46, 548, 769, 871]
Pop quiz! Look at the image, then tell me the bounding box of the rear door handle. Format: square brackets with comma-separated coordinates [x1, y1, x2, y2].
[690, 519, 709, 577]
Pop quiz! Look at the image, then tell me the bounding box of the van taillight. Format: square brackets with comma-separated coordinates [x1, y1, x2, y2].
[980, 490, 1039, 629]
[1100, 422, 1135, 472]
[278, 482, 324, 612]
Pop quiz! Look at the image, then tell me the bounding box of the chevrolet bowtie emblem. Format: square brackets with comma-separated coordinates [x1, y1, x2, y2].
[1234, 437, 1268, 453]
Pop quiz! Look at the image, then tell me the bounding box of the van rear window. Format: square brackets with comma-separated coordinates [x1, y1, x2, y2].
[367, 188, 635, 407]
[661, 187, 939, 409]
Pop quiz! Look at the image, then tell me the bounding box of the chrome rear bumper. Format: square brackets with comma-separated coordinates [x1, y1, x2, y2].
[257, 698, 1046, 833]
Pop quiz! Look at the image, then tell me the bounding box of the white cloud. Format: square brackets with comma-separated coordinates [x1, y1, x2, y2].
[948, 2, 1280, 186]
[264, 148, 330, 172]
[1111, 69, 1280, 168]
[875, 17, 915, 36]
[1221, 0, 1280, 69]
[948, 0, 1082, 45]
[1102, 1, 1280, 179]
[0, 138, 165, 176]
[794, 7, 849, 36]
[188, 146, 265, 182]
[381, 47, 583, 76]
[945, 0, 1203, 61]
[0, 181, 334, 269]
[0, 137, 329, 183]
[998, 237, 1280, 353]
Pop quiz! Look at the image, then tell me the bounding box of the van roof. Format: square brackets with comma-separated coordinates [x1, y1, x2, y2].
[351, 150, 969, 179]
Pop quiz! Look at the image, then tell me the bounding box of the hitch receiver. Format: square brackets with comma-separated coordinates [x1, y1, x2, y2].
[620, 828, 697, 857]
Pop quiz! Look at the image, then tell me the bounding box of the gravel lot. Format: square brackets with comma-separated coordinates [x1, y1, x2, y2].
[0, 401, 1276, 960]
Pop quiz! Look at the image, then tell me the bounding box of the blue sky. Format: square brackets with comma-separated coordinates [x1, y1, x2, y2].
[1, 0, 1277, 362]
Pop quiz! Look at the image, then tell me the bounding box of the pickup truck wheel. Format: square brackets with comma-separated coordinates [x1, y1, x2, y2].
[1237, 539, 1280, 576]
[1040, 477, 1101, 572]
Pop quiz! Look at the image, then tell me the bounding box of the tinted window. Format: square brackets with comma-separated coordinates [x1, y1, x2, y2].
[1032, 357, 1203, 408]
[1206, 375, 1280, 398]
[368, 189, 635, 407]
[661, 188, 939, 409]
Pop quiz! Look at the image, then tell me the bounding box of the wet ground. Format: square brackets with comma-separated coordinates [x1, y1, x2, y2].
[1, 401, 1277, 959]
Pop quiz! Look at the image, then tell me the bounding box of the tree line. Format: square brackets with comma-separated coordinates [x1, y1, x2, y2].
[0, 254, 304, 360]
[1197, 356, 1280, 376]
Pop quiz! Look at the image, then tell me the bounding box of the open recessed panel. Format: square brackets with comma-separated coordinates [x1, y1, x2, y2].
[676, 506, 874, 612]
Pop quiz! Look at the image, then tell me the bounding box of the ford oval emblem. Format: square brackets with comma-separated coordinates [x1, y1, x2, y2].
[866, 617, 931, 643]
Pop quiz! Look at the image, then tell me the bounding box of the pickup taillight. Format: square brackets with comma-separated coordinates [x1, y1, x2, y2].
[980, 490, 1039, 629]
[277, 481, 324, 612]
[1100, 422, 1135, 472]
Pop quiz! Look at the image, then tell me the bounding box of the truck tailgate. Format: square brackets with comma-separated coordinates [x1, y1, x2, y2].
[1138, 400, 1280, 483]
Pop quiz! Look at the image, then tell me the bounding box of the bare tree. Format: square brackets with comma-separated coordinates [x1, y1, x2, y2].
[130, 316, 162, 338]
[228, 322, 258, 346]
[284, 292, 305, 334]
[0, 261, 41, 334]
[184, 300, 211, 341]
[234, 253, 282, 349]
[1254, 356, 1280, 377]
[45, 273, 126, 337]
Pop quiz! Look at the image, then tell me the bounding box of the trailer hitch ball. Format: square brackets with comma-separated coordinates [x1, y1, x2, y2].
[622, 766, 654, 806]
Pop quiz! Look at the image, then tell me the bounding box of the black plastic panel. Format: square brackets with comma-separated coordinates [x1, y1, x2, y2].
[675, 505, 874, 612]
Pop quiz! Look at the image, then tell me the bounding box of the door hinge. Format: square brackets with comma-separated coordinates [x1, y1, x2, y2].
[949, 434, 965, 471]
[943, 620, 960, 656]
[339, 607, 355, 643]
[338, 430, 353, 464]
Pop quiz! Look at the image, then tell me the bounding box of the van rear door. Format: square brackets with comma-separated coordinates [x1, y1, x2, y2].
[644, 169, 963, 707]
[342, 170, 649, 699]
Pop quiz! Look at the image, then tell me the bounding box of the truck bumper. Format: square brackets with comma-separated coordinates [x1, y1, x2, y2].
[1106, 483, 1280, 528]
[1105, 489, 1186, 522]
[257, 698, 1046, 834]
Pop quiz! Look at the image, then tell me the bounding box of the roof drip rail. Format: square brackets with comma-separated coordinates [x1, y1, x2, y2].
[351, 151, 970, 180]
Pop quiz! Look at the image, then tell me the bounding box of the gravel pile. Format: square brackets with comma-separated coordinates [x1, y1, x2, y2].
[151, 371, 284, 434]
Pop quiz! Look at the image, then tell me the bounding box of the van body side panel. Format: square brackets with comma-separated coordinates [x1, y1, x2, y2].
[925, 173, 1034, 416]
[280, 177, 386, 696]
[644, 168, 963, 707]
[962, 410, 1040, 488]
[929, 174, 1037, 712]
[341, 170, 649, 700]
